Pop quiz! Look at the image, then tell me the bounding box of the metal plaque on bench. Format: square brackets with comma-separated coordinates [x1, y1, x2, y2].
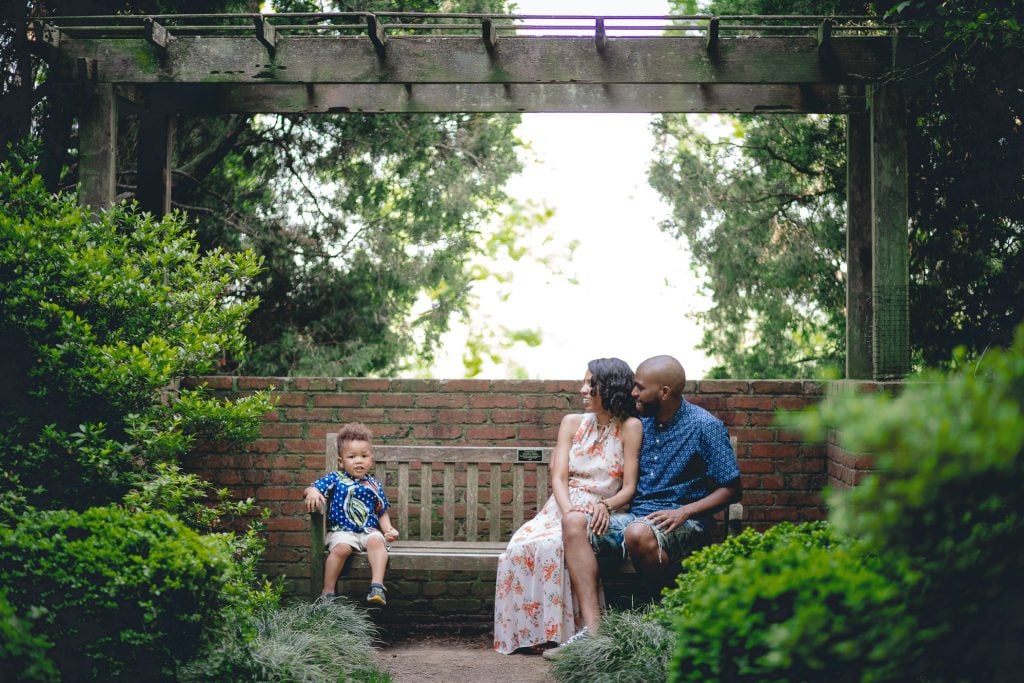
[517, 448, 543, 463]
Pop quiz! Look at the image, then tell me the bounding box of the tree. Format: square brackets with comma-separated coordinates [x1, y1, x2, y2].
[653, 0, 1023, 377]
[1, 0, 529, 377]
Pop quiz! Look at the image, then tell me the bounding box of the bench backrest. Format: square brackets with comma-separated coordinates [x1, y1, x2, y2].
[324, 434, 741, 545]
[325, 435, 552, 543]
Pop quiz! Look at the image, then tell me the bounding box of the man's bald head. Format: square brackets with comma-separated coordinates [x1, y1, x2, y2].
[636, 355, 686, 397]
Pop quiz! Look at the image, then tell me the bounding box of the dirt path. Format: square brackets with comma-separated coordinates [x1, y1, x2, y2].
[374, 634, 554, 683]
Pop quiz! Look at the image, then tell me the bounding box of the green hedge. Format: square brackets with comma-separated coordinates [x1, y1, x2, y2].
[0, 506, 234, 680]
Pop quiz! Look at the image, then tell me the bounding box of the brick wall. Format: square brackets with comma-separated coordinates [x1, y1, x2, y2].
[182, 376, 847, 602]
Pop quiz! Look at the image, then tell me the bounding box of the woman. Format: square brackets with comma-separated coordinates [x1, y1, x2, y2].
[493, 358, 641, 654]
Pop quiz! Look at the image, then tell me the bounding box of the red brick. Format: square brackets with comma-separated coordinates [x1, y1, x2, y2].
[730, 427, 777, 443]
[257, 486, 298, 501]
[727, 396, 775, 411]
[501, 380, 545, 393]
[775, 491, 823, 507]
[522, 394, 573, 410]
[542, 380, 578, 392]
[340, 378, 391, 391]
[193, 375, 234, 390]
[761, 475, 785, 489]
[412, 424, 463, 440]
[388, 409, 436, 424]
[260, 422, 303, 438]
[469, 394, 520, 408]
[739, 459, 775, 474]
[316, 394, 365, 407]
[750, 443, 799, 458]
[775, 459, 825, 473]
[281, 439, 323, 454]
[270, 470, 298, 484]
[437, 409, 489, 425]
[517, 425, 558, 442]
[417, 393, 469, 408]
[289, 377, 337, 391]
[750, 381, 802, 394]
[337, 408, 386, 422]
[246, 439, 280, 453]
[466, 426, 517, 441]
[774, 397, 813, 411]
[439, 379, 491, 393]
[491, 409, 542, 424]
[749, 412, 778, 426]
[284, 408, 336, 421]
[238, 377, 282, 390]
[690, 396, 727, 412]
[696, 380, 749, 394]
[272, 392, 309, 407]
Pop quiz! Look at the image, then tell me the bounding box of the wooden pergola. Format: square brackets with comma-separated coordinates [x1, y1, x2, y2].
[30, 12, 924, 380]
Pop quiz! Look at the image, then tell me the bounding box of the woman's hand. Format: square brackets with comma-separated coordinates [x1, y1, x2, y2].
[588, 500, 611, 536]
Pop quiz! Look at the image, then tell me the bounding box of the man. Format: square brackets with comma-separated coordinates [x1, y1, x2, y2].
[544, 354, 741, 660]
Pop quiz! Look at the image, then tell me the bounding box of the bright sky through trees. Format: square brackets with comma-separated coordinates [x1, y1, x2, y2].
[426, 0, 713, 380]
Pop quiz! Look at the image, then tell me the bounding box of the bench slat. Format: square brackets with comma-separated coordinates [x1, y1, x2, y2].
[443, 463, 455, 541]
[489, 463, 501, 542]
[512, 464, 525, 532]
[396, 462, 410, 535]
[419, 462, 432, 541]
[466, 463, 479, 541]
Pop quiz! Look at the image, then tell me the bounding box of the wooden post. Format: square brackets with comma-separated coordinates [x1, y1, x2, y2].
[78, 82, 117, 210]
[846, 111, 872, 379]
[869, 82, 910, 380]
[137, 111, 174, 216]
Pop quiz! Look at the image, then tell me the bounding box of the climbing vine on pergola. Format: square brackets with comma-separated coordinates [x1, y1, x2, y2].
[27, 11, 929, 380]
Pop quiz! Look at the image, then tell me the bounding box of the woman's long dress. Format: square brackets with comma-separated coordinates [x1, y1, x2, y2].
[493, 412, 625, 654]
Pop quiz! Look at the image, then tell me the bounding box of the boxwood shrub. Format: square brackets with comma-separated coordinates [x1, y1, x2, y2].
[0, 506, 234, 680]
[667, 540, 918, 683]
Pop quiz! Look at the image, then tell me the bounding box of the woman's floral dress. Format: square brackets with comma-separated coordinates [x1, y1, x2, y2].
[493, 412, 625, 653]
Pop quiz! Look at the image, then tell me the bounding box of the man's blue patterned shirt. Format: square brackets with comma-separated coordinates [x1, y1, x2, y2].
[630, 399, 740, 517]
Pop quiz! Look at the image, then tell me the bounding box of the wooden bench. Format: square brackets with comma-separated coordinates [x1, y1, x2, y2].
[309, 434, 741, 596]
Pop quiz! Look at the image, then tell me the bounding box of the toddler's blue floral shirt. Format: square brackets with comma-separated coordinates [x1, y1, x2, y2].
[311, 471, 390, 533]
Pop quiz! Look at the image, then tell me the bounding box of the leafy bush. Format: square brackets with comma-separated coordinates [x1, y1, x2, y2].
[547, 609, 674, 683]
[668, 541, 917, 683]
[0, 162, 267, 511]
[0, 589, 58, 683]
[0, 506, 235, 680]
[785, 322, 1024, 681]
[180, 599, 388, 682]
[650, 522, 842, 627]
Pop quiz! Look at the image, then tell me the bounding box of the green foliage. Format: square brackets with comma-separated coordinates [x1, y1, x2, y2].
[656, 0, 1023, 376]
[650, 522, 843, 626]
[649, 111, 848, 379]
[180, 599, 388, 683]
[668, 541, 918, 683]
[0, 507, 236, 680]
[548, 609, 674, 683]
[0, 162, 269, 510]
[0, 589, 59, 683]
[784, 323, 1024, 680]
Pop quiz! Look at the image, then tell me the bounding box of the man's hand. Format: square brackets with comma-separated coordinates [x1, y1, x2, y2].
[304, 487, 325, 513]
[645, 505, 692, 533]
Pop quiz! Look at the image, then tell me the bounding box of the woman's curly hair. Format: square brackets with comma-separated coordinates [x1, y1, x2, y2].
[587, 357, 639, 421]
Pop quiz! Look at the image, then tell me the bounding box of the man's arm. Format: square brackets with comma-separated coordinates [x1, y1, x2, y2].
[645, 478, 742, 533]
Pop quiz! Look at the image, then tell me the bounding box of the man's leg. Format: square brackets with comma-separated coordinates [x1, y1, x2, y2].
[623, 521, 666, 576]
[562, 510, 602, 632]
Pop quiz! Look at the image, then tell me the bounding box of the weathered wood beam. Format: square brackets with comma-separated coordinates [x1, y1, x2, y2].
[366, 15, 386, 58]
[846, 110, 872, 379]
[53, 35, 905, 86]
[78, 82, 117, 210]
[817, 18, 832, 53]
[706, 17, 720, 54]
[130, 82, 865, 114]
[482, 19, 497, 53]
[254, 15, 277, 57]
[144, 17, 168, 61]
[28, 22, 63, 62]
[870, 82, 910, 380]
[136, 111, 174, 216]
